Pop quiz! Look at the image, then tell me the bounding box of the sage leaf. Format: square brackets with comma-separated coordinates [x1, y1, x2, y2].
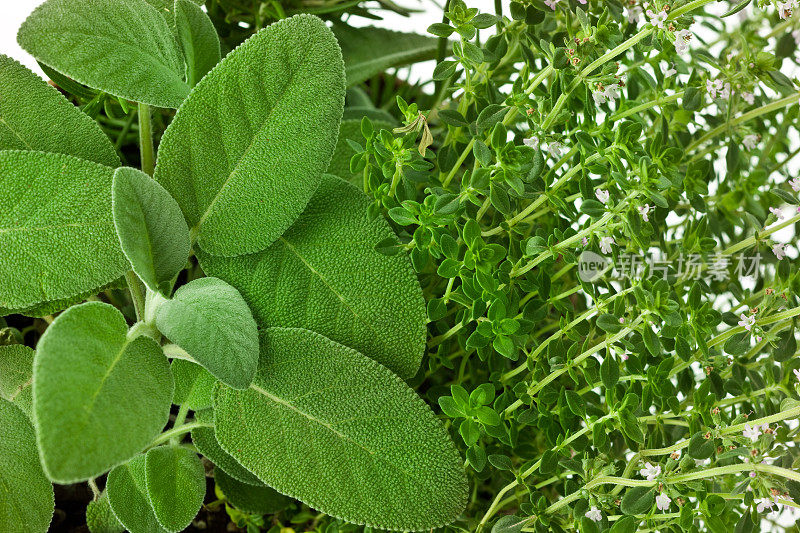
[171, 359, 216, 411]
[106, 455, 168, 533]
[214, 468, 291, 514]
[0, 344, 35, 418]
[155, 277, 259, 389]
[112, 167, 191, 295]
[332, 23, 440, 86]
[174, 0, 221, 87]
[18, 0, 190, 108]
[198, 174, 426, 379]
[86, 492, 124, 533]
[144, 446, 205, 533]
[0, 400, 54, 533]
[191, 410, 263, 486]
[0, 151, 128, 310]
[33, 302, 173, 482]
[213, 327, 468, 531]
[0, 55, 119, 167]
[154, 14, 345, 256]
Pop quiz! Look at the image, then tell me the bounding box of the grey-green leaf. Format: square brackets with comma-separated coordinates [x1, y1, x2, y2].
[18, 0, 189, 108]
[332, 23, 440, 86]
[214, 468, 290, 515]
[107, 455, 168, 533]
[144, 446, 205, 533]
[174, 0, 221, 87]
[155, 277, 259, 389]
[112, 167, 190, 295]
[171, 359, 216, 411]
[0, 55, 119, 167]
[0, 150, 128, 310]
[154, 14, 345, 256]
[213, 327, 468, 531]
[86, 492, 124, 533]
[191, 409, 263, 486]
[33, 302, 173, 483]
[198, 174, 426, 379]
[0, 400, 54, 533]
[0, 344, 34, 417]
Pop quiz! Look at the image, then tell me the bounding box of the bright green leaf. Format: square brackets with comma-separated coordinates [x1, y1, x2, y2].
[620, 486, 655, 515]
[144, 445, 205, 533]
[106, 455, 168, 533]
[0, 150, 128, 311]
[198, 174, 426, 379]
[213, 327, 468, 531]
[154, 277, 259, 389]
[33, 302, 173, 482]
[86, 492, 124, 533]
[0, 344, 35, 417]
[174, 0, 221, 87]
[171, 359, 216, 410]
[214, 468, 290, 514]
[0, 55, 119, 167]
[191, 410, 263, 486]
[0, 400, 54, 533]
[18, 0, 189, 108]
[112, 167, 191, 295]
[154, 14, 345, 256]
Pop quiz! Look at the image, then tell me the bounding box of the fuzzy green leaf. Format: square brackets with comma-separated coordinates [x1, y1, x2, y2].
[0, 151, 128, 310]
[620, 486, 655, 515]
[17, 0, 189, 108]
[144, 446, 205, 533]
[332, 23, 440, 86]
[33, 302, 173, 483]
[174, 0, 221, 87]
[0, 55, 119, 167]
[0, 400, 54, 533]
[171, 359, 216, 410]
[155, 277, 259, 389]
[86, 492, 124, 533]
[198, 175, 426, 379]
[213, 327, 468, 531]
[191, 410, 263, 486]
[106, 455, 168, 533]
[154, 14, 345, 256]
[0, 344, 35, 418]
[214, 468, 291, 514]
[112, 167, 190, 295]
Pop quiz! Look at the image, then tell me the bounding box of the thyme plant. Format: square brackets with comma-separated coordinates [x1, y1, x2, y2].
[1, 0, 800, 531]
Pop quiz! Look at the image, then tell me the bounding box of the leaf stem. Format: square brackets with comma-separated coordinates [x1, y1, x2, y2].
[148, 420, 211, 449]
[125, 271, 146, 322]
[138, 102, 155, 176]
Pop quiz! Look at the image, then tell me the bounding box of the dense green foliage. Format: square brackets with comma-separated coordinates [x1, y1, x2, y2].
[2, 0, 800, 531]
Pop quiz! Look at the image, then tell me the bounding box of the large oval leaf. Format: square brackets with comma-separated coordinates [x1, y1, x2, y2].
[198, 174, 426, 379]
[0, 344, 34, 418]
[107, 455, 168, 533]
[155, 14, 345, 256]
[213, 328, 468, 531]
[174, 0, 221, 87]
[0, 55, 119, 167]
[112, 166, 191, 295]
[0, 400, 54, 533]
[0, 151, 128, 310]
[154, 277, 259, 389]
[214, 468, 290, 515]
[34, 302, 173, 483]
[18, 0, 189, 108]
[191, 409, 263, 486]
[144, 446, 205, 532]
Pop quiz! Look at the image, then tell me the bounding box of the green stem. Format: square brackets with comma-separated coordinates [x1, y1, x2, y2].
[148, 420, 211, 449]
[171, 403, 191, 445]
[138, 102, 155, 176]
[125, 271, 146, 322]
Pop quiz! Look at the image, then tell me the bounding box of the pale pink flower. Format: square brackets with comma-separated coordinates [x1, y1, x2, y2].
[794, 29, 800, 45]
[750, 471, 757, 478]
[523, 136, 539, 150]
[674, 29, 691, 54]
[627, 5, 642, 23]
[581, 236, 589, 246]
[770, 207, 785, 220]
[742, 92, 755, 105]
[743, 423, 761, 443]
[544, 0, 560, 10]
[664, 65, 677, 77]
[757, 497, 775, 513]
[777, 1, 793, 19]
[599, 236, 614, 254]
[547, 141, 564, 158]
[773, 243, 786, 260]
[640, 462, 661, 481]
[595, 189, 610, 204]
[638, 204, 652, 221]
[738, 313, 756, 331]
[788, 178, 800, 191]
[655, 493, 671, 511]
[647, 9, 667, 28]
[793, 368, 800, 381]
[585, 506, 602, 522]
[719, 82, 732, 100]
[742, 134, 758, 150]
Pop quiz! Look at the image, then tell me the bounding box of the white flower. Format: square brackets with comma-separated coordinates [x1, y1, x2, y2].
[638, 204, 652, 221]
[544, 0, 560, 10]
[646, 9, 667, 28]
[694, 458, 710, 467]
[743, 423, 762, 443]
[674, 29, 691, 54]
[581, 236, 589, 246]
[600, 236, 615, 254]
[757, 497, 775, 513]
[770, 206, 785, 220]
[595, 189, 610, 204]
[738, 313, 756, 331]
[773, 243, 786, 260]
[593, 91, 607, 106]
[664, 65, 677, 77]
[547, 141, 564, 158]
[585, 506, 602, 522]
[706, 79, 720, 98]
[604, 83, 620, 101]
[793, 368, 800, 382]
[794, 29, 800, 45]
[655, 493, 671, 511]
[777, 1, 793, 19]
[627, 5, 642, 23]
[788, 178, 800, 191]
[742, 92, 755, 105]
[523, 136, 540, 149]
[719, 82, 732, 100]
[742, 134, 758, 151]
[640, 462, 661, 481]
